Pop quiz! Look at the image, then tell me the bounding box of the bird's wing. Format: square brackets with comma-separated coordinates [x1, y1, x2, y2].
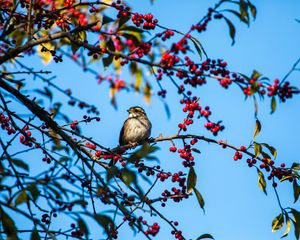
[119, 119, 130, 145]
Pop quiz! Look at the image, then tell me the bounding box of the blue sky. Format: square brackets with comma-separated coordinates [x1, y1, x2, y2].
[6, 0, 300, 240]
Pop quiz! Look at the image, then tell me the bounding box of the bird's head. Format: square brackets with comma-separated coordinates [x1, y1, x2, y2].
[127, 106, 147, 118]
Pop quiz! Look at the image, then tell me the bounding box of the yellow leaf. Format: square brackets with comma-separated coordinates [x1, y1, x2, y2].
[113, 59, 122, 75]
[143, 83, 152, 104]
[135, 69, 142, 91]
[37, 43, 53, 65]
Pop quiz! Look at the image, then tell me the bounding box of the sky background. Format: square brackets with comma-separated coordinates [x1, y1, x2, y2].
[4, 0, 300, 240]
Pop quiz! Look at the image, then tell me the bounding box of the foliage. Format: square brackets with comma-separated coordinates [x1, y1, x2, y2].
[0, 0, 299, 239]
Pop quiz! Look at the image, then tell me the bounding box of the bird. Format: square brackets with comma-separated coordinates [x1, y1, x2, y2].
[119, 106, 152, 147]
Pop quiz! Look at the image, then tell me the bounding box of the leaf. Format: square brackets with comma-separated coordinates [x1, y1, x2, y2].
[0, 207, 18, 238]
[103, 54, 114, 68]
[129, 144, 159, 162]
[11, 158, 29, 171]
[37, 42, 53, 65]
[291, 209, 300, 239]
[31, 228, 41, 240]
[249, 2, 257, 19]
[143, 82, 152, 104]
[193, 187, 205, 212]
[93, 214, 114, 233]
[261, 143, 277, 159]
[190, 37, 203, 60]
[293, 180, 300, 203]
[102, 15, 114, 25]
[292, 162, 300, 170]
[187, 167, 197, 194]
[281, 213, 291, 238]
[272, 213, 284, 232]
[252, 70, 262, 79]
[223, 17, 236, 45]
[15, 189, 28, 206]
[225, 9, 249, 25]
[27, 184, 40, 202]
[121, 168, 136, 186]
[271, 96, 276, 114]
[78, 218, 89, 236]
[191, 148, 201, 154]
[252, 119, 261, 139]
[253, 96, 258, 118]
[134, 68, 142, 91]
[118, 16, 131, 28]
[197, 233, 214, 240]
[121, 32, 142, 45]
[163, 101, 171, 119]
[257, 169, 267, 195]
[118, 25, 145, 33]
[106, 166, 118, 182]
[253, 142, 262, 158]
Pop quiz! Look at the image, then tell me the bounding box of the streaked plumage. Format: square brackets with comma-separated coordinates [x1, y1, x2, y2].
[119, 106, 151, 146]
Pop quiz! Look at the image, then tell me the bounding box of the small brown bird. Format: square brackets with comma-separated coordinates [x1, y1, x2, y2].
[119, 106, 152, 146]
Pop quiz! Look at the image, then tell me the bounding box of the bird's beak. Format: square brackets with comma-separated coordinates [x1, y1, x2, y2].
[127, 109, 130, 113]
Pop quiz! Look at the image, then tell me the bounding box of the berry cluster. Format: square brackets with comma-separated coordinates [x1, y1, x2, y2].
[0, 113, 16, 135]
[41, 213, 51, 224]
[267, 79, 294, 102]
[131, 13, 158, 29]
[145, 222, 160, 236]
[19, 125, 36, 147]
[70, 224, 84, 238]
[204, 121, 224, 136]
[158, 30, 175, 41]
[160, 52, 180, 68]
[172, 229, 184, 240]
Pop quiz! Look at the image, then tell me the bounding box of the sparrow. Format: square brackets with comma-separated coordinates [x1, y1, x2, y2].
[119, 106, 152, 146]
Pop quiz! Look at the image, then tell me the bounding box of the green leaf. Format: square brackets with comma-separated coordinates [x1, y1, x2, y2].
[0, 207, 18, 238]
[249, 2, 257, 19]
[291, 209, 300, 239]
[292, 162, 300, 170]
[251, 70, 262, 79]
[27, 184, 40, 202]
[190, 37, 204, 60]
[257, 169, 267, 195]
[239, 0, 249, 19]
[272, 213, 284, 232]
[121, 168, 136, 186]
[129, 144, 159, 162]
[271, 96, 276, 114]
[106, 166, 118, 182]
[293, 180, 300, 203]
[78, 217, 89, 236]
[31, 228, 41, 240]
[223, 17, 236, 45]
[193, 187, 205, 212]
[187, 167, 197, 194]
[15, 189, 28, 206]
[197, 233, 214, 240]
[102, 15, 114, 25]
[261, 143, 277, 159]
[252, 119, 261, 139]
[103, 54, 114, 68]
[118, 25, 145, 33]
[93, 214, 114, 234]
[281, 213, 291, 238]
[253, 142, 262, 158]
[121, 33, 142, 46]
[118, 16, 131, 28]
[12, 158, 29, 171]
[225, 9, 249, 25]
